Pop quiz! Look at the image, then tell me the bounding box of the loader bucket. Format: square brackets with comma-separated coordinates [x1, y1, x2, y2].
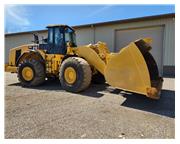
[104, 39, 163, 99]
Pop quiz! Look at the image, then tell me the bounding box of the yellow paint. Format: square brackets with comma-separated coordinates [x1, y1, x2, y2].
[104, 42, 151, 96]
[45, 54, 64, 74]
[22, 66, 34, 81]
[66, 46, 75, 55]
[37, 49, 46, 59]
[5, 64, 17, 73]
[74, 40, 162, 98]
[75, 45, 106, 75]
[64, 67, 77, 84]
[8, 45, 29, 66]
[142, 37, 152, 44]
[95, 42, 110, 62]
[5, 35, 162, 99]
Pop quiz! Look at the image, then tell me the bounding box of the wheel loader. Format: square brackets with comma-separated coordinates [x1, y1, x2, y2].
[5, 25, 163, 99]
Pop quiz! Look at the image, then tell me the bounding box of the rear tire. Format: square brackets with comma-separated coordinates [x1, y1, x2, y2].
[59, 57, 92, 92]
[17, 59, 45, 87]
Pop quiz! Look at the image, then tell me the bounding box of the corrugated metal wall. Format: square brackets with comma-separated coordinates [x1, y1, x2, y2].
[114, 26, 164, 75]
[93, 18, 175, 66]
[5, 17, 175, 71]
[163, 18, 175, 66]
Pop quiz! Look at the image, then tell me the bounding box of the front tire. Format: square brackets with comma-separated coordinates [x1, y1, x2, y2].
[17, 59, 45, 87]
[59, 57, 92, 92]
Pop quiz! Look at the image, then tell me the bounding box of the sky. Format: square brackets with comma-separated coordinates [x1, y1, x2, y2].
[4, 4, 175, 33]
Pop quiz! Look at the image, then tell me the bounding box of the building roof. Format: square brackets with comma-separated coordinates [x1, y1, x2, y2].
[5, 13, 175, 36]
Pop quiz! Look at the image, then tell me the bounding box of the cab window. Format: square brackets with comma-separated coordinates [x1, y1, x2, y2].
[48, 28, 53, 44]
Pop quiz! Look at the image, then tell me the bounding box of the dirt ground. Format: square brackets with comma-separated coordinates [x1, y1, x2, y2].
[5, 72, 175, 139]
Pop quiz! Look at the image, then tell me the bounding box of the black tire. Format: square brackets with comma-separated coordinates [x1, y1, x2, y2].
[17, 59, 45, 87]
[59, 57, 92, 92]
[92, 72, 105, 84]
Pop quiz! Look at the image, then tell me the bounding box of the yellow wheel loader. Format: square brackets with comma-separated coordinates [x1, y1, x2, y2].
[5, 25, 163, 99]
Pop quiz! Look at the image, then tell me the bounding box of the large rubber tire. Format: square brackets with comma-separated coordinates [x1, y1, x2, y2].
[59, 57, 92, 92]
[92, 72, 105, 84]
[17, 59, 45, 87]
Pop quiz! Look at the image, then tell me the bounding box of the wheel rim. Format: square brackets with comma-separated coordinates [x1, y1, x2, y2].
[22, 66, 34, 81]
[64, 67, 77, 84]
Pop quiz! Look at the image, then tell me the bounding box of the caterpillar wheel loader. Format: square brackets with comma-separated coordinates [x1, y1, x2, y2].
[5, 24, 163, 99]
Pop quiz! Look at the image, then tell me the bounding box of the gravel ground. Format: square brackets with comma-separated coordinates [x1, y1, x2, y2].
[5, 73, 175, 139]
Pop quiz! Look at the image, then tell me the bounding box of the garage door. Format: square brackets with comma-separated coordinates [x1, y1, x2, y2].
[115, 26, 164, 75]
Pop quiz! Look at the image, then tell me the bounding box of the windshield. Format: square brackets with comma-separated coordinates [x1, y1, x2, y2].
[65, 27, 77, 47]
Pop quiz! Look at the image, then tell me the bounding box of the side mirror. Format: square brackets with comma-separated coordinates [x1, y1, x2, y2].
[33, 33, 39, 44]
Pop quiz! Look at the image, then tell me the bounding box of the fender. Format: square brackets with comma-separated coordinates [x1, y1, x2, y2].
[75, 45, 106, 75]
[16, 50, 45, 66]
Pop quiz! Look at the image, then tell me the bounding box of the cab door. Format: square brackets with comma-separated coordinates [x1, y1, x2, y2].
[47, 27, 67, 54]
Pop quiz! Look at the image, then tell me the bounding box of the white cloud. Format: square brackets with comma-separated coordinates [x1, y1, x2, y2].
[86, 5, 113, 17]
[5, 5, 30, 33]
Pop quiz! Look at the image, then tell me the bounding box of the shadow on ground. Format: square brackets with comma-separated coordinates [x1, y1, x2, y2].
[110, 88, 175, 118]
[8, 79, 107, 98]
[8, 80, 175, 118]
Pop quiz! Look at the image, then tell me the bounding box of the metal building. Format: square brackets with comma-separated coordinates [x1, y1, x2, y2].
[5, 13, 175, 76]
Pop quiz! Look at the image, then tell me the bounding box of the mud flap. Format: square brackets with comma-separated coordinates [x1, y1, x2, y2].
[104, 41, 163, 99]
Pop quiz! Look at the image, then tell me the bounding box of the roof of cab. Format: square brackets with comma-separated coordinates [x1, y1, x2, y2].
[46, 24, 68, 28]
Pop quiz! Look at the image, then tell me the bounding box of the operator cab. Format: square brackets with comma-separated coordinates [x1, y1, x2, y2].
[38, 24, 77, 54]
